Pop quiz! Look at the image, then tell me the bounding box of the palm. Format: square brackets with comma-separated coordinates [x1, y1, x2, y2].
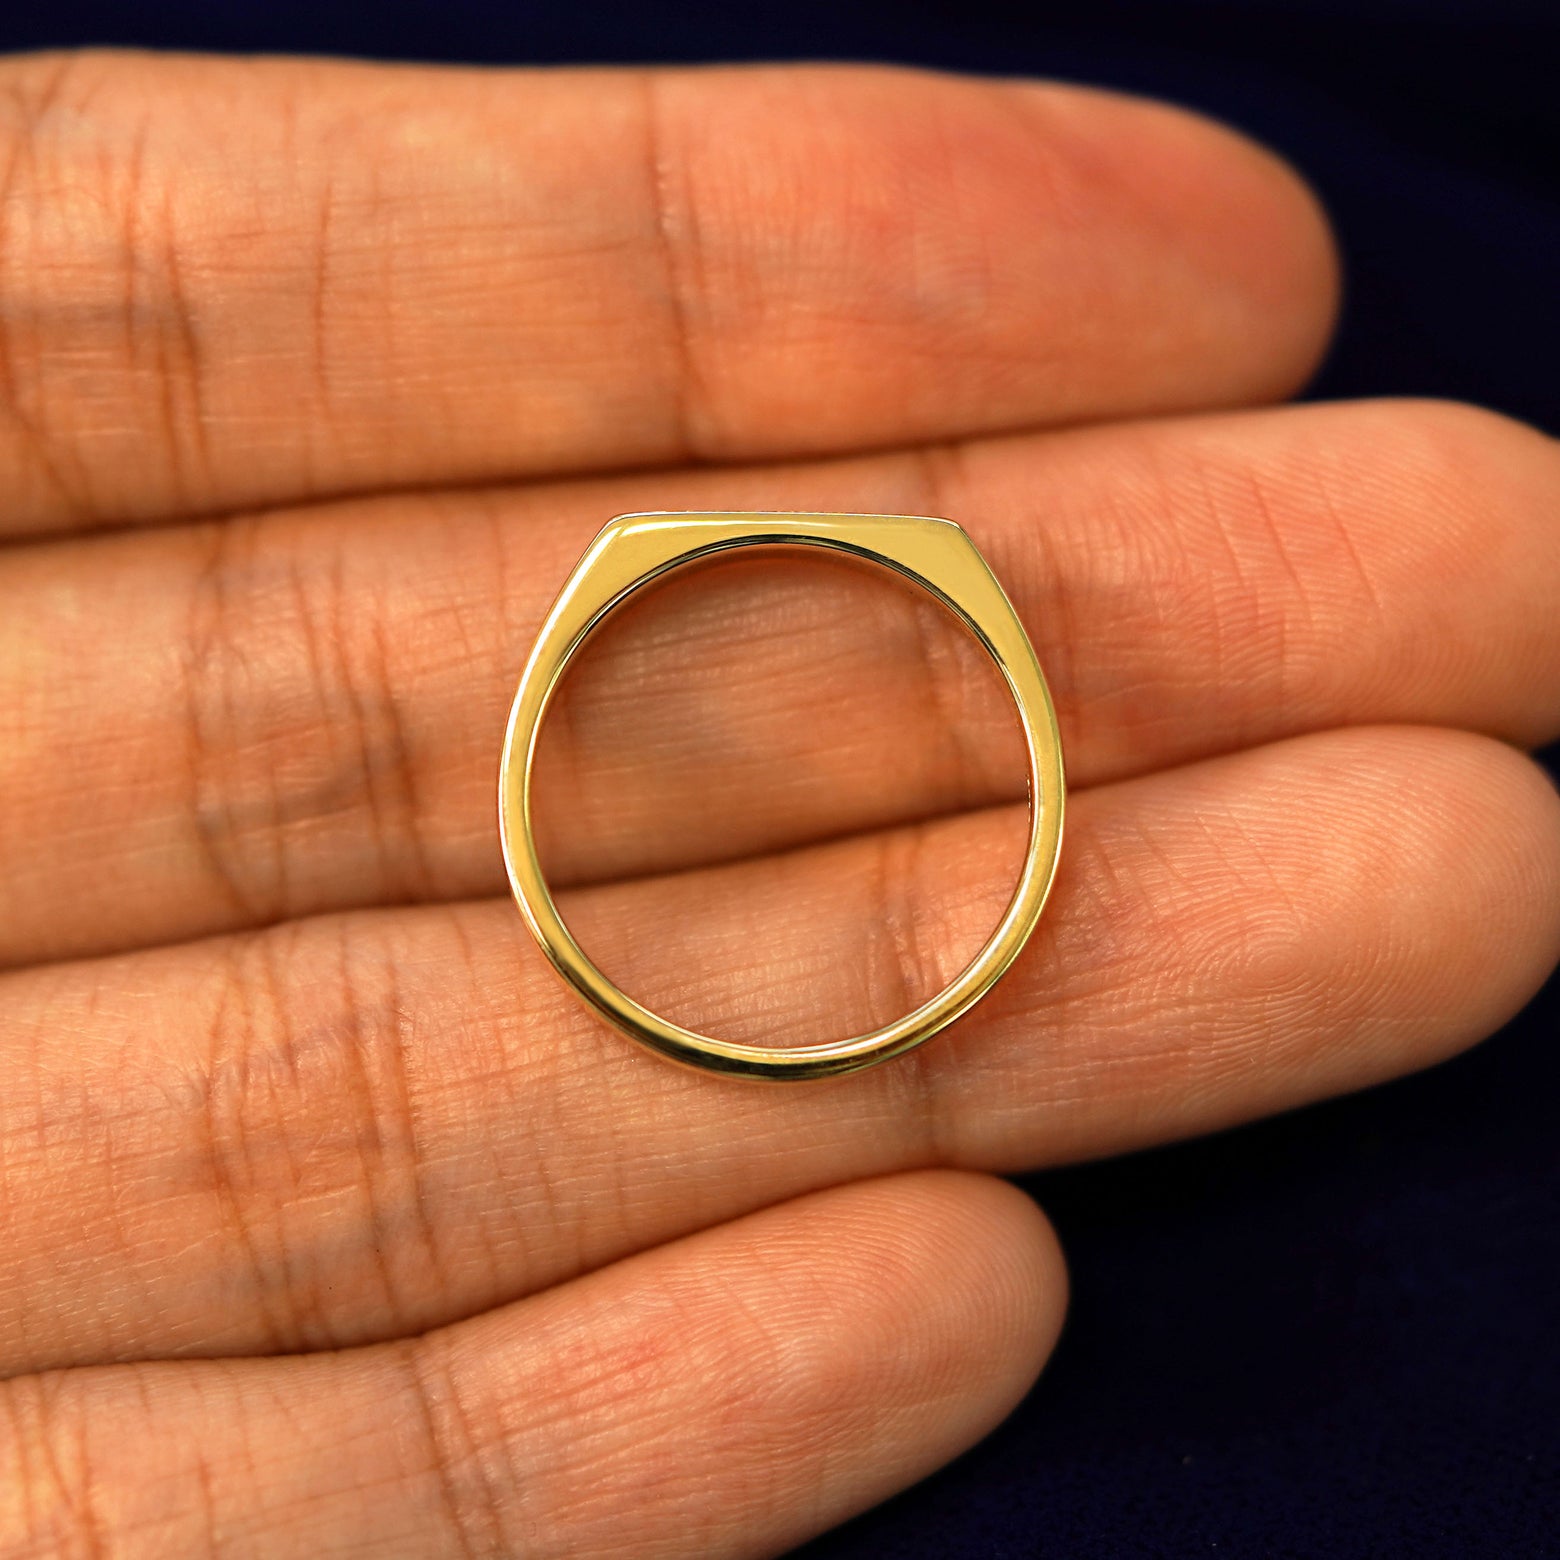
[2, 51, 1557, 1558]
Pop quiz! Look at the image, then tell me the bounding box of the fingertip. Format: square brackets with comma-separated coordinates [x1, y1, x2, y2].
[656, 62, 1345, 453]
[1435, 731, 1560, 1019]
[1190, 725, 1560, 1072]
[832, 1168, 1069, 1431]
[1001, 78, 1343, 404]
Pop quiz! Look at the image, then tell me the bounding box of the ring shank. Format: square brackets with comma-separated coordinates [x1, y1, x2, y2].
[498, 512, 1065, 1081]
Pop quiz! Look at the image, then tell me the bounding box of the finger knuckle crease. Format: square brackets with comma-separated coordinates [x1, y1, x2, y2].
[182, 519, 432, 927]
[197, 926, 434, 1350]
[0, 1375, 110, 1559]
[402, 1340, 508, 1558]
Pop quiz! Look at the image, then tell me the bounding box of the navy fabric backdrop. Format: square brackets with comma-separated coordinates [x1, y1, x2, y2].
[6, 3, 1556, 1555]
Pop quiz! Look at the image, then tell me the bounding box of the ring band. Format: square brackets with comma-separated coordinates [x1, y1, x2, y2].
[498, 512, 1065, 1081]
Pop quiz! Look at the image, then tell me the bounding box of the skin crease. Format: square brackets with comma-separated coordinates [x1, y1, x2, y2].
[3, 399, 1560, 963]
[0, 47, 1558, 1560]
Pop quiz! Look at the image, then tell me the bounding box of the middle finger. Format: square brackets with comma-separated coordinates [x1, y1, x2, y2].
[2, 398, 1559, 965]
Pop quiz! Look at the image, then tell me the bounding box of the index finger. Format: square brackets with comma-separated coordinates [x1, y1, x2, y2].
[0, 51, 1337, 534]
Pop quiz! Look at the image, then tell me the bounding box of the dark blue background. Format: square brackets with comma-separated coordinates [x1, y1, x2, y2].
[9, 3, 1556, 1555]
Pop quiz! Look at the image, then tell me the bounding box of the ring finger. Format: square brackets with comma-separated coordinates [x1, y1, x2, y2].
[2, 723, 1557, 1373]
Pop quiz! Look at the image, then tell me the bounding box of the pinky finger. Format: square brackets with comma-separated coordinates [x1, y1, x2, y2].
[0, 1170, 1064, 1559]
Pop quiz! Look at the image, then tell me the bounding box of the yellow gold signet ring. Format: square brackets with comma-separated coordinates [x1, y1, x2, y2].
[498, 513, 1065, 1082]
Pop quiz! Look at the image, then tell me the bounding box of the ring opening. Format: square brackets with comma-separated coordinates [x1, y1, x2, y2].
[524, 543, 1033, 1054]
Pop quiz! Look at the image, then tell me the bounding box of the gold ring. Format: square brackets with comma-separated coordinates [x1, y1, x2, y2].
[498, 512, 1065, 1081]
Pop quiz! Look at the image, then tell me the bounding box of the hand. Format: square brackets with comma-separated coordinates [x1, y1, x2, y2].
[2, 50, 1557, 1558]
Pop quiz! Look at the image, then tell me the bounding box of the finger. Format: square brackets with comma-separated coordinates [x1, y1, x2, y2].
[2, 726, 1555, 1373]
[5, 399, 1560, 966]
[0, 50, 1336, 536]
[0, 1171, 1064, 1559]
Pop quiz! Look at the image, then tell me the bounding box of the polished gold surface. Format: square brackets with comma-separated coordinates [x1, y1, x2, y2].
[498, 513, 1065, 1081]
